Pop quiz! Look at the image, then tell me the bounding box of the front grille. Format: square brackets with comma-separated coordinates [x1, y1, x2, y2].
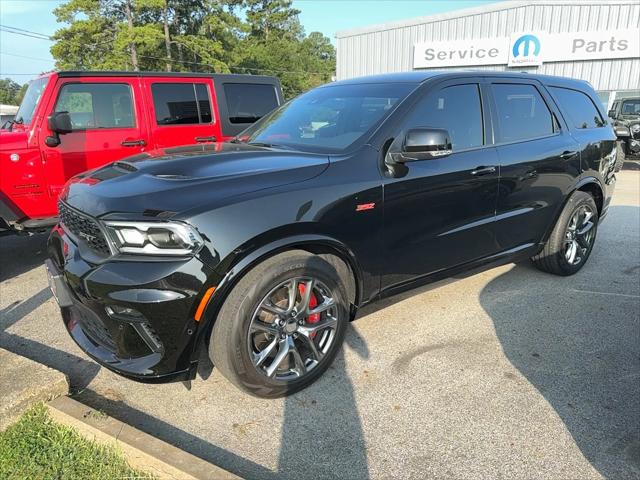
[58, 201, 111, 256]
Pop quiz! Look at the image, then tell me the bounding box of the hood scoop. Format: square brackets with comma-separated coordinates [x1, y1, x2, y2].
[113, 161, 139, 172]
[153, 173, 193, 180]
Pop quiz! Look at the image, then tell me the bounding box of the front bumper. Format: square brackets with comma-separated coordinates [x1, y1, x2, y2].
[47, 225, 216, 383]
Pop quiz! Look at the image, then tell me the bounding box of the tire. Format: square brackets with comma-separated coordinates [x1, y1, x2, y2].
[615, 140, 626, 172]
[531, 191, 599, 276]
[210, 250, 349, 398]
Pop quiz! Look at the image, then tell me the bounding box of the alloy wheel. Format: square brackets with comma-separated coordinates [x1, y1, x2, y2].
[247, 277, 339, 381]
[564, 204, 596, 266]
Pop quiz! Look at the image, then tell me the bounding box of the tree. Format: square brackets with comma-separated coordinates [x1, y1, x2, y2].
[50, 0, 336, 98]
[0, 78, 22, 105]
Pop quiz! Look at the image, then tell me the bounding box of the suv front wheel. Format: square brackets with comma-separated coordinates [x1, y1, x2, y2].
[210, 250, 348, 398]
[615, 140, 626, 172]
[531, 191, 599, 276]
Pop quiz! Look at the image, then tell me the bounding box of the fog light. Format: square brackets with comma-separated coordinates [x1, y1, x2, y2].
[105, 305, 144, 320]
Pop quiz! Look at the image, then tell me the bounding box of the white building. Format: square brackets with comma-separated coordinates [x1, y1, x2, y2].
[336, 0, 640, 107]
[0, 104, 19, 125]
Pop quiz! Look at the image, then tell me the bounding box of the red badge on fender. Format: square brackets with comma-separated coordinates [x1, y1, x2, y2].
[356, 203, 375, 212]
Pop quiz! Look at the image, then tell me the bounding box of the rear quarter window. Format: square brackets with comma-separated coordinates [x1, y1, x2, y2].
[223, 83, 279, 124]
[549, 86, 605, 129]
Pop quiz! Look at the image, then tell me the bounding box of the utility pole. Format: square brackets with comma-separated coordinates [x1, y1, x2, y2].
[163, 0, 172, 71]
[124, 0, 139, 71]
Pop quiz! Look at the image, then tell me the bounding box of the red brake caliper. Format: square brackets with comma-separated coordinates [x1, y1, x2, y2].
[298, 283, 320, 338]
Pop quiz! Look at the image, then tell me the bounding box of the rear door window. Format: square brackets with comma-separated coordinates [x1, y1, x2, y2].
[549, 87, 605, 129]
[492, 84, 555, 143]
[223, 83, 279, 124]
[55, 83, 134, 130]
[151, 83, 213, 125]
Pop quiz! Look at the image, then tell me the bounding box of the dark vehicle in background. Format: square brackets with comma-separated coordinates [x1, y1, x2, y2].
[608, 96, 640, 170]
[46, 71, 617, 398]
[0, 71, 282, 233]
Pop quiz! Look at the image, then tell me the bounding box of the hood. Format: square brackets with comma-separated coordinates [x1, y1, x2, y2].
[62, 143, 329, 218]
[618, 116, 640, 125]
[0, 128, 29, 151]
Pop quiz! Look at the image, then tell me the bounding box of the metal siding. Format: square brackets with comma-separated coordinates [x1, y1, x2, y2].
[336, 1, 640, 91]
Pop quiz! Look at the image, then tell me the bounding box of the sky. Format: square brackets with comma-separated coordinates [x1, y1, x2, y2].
[0, 0, 500, 85]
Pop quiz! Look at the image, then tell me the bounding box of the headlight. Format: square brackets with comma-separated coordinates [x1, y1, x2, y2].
[104, 221, 204, 256]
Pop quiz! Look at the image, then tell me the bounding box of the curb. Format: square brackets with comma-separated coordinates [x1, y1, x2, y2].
[47, 396, 241, 480]
[0, 348, 68, 430]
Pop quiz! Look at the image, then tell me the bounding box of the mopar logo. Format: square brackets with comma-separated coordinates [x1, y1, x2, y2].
[512, 34, 541, 58]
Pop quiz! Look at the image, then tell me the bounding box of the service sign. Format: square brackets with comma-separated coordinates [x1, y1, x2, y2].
[413, 29, 640, 69]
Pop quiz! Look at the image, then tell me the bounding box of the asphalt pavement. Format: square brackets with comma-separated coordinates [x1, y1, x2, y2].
[1, 168, 638, 480]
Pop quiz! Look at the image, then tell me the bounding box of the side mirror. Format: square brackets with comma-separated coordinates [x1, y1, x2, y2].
[607, 109, 616, 119]
[48, 111, 72, 134]
[45, 111, 72, 147]
[391, 128, 452, 163]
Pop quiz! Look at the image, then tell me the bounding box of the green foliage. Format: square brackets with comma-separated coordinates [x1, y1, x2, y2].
[0, 78, 23, 105]
[50, 0, 336, 98]
[0, 404, 154, 480]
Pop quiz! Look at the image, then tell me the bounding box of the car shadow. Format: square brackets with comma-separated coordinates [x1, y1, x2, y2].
[0, 286, 102, 391]
[0, 231, 49, 282]
[76, 324, 371, 480]
[478, 206, 640, 479]
[277, 326, 370, 479]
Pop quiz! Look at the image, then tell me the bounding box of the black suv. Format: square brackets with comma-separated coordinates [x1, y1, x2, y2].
[608, 96, 640, 168]
[46, 72, 617, 398]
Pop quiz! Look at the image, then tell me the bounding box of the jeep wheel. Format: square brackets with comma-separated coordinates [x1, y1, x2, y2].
[531, 191, 598, 276]
[615, 141, 626, 172]
[210, 250, 348, 398]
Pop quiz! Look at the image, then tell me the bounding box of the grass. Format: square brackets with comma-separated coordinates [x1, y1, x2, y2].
[0, 404, 154, 480]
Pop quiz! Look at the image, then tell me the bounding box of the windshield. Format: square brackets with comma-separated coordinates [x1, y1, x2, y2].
[621, 99, 640, 116]
[237, 83, 416, 153]
[14, 76, 49, 125]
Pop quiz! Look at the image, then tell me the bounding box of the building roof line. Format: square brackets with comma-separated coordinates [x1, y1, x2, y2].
[335, 0, 640, 39]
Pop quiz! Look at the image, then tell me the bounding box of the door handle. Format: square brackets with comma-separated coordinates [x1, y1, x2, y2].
[195, 136, 217, 143]
[470, 166, 497, 176]
[560, 150, 578, 159]
[121, 139, 146, 147]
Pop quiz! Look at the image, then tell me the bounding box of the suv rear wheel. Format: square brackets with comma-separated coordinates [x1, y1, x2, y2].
[531, 191, 598, 276]
[210, 250, 348, 398]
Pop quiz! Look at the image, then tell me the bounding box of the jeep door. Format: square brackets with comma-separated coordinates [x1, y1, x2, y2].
[40, 77, 150, 200]
[142, 77, 222, 148]
[487, 79, 581, 251]
[381, 79, 500, 290]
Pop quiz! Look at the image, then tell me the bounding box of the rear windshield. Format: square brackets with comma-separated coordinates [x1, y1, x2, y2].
[238, 83, 415, 153]
[15, 76, 49, 125]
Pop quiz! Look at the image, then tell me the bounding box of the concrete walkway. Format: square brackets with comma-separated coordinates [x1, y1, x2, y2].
[0, 348, 68, 429]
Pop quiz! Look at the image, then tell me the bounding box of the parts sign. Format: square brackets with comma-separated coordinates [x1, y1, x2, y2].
[413, 29, 640, 69]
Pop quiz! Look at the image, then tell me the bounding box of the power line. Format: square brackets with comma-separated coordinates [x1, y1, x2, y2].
[0, 24, 52, 39]
[1, 52, 56, 63]
[0, 23, 332, 76]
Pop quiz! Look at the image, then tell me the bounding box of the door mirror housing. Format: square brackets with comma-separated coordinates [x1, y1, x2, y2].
[48, 111, 73, 134]
[46, 111, 72, 147]
[391, 128, 453, 163]
[607, 109, 616, 119]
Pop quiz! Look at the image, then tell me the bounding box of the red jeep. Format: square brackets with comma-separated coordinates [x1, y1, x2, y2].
[0, 71, 283, 232]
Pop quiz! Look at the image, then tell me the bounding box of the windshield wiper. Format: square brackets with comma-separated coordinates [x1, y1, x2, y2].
[247, 141, 291, 150]
[2, 117, 22, 131]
